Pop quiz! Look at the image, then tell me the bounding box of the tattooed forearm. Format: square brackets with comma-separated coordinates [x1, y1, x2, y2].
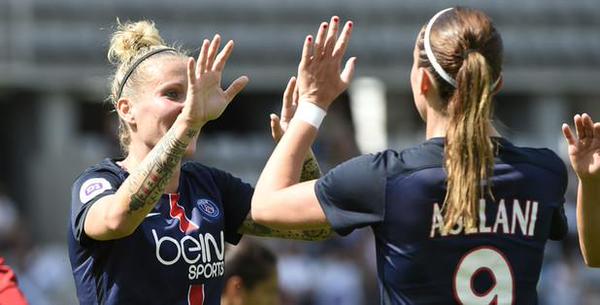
[238, 216, 333, 241]
[300, 149, 321, 182]
[125, 126, 199, 213]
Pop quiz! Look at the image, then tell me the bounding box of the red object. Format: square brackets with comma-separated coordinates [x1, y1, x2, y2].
[0, 257, 28, 305]
[187, 284, 204, 305]
[168, 193, 199, 234]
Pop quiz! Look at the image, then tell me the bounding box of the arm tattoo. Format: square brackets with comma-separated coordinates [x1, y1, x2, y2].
[238, 215, 333, 241]
[300, 150, 321, 182]
[125, 127, 199, 213]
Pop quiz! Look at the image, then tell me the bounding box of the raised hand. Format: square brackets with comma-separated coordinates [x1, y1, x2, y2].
[562, 113, 600, 182]
[181, 34, 249, 128]
[297, 16, 356, 110]
[270, 76, 298, 142]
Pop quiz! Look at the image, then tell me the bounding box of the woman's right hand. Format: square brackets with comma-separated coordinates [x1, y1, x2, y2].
[181, 35, 249, 129]
[270, 76, 298, 142]
[296, 16, 356, 111]
[562, 113, 600, 182]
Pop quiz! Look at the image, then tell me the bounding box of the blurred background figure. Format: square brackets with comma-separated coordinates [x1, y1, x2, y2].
[0, 0, 599, 304]
[0, 257, 29, 305]
[0, 182, 24, 261]
[0, 182, 73, 305]
[222, 239, 279, 305]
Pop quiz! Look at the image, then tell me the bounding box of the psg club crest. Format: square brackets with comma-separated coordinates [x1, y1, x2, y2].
[197, 199, 220, 218]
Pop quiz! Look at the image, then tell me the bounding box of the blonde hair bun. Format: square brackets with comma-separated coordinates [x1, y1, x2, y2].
[108, 20, 165, 65]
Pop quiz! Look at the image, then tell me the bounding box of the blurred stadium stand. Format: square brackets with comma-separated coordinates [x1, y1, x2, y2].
[1, 0, 599, 92]
[0, 0, 599, 304]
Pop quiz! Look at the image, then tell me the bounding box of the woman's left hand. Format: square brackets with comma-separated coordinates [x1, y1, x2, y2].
[562, 113, 600, 183]
[270, 76, 298, 142]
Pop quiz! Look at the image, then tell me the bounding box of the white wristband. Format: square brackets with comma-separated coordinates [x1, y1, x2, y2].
[294, 101, 327, 129]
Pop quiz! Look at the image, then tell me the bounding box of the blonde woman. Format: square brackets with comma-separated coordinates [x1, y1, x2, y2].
[68, 20, 326, 305]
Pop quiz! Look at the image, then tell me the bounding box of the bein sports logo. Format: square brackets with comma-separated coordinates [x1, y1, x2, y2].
[79, 178, 112, 204]
[153, 229, 225, 280]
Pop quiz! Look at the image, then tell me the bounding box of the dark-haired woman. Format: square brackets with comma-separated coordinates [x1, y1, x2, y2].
[253, 8, 567, 304]
[221, 240, 278, 305]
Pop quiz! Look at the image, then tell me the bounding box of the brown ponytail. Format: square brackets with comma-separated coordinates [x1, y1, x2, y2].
[416, 7, 503, 232]
[444, 51, 495, 231]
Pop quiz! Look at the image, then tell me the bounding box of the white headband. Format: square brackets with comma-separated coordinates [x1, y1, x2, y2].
[424, 8, 457, 87]
[424, 7, 502, 90]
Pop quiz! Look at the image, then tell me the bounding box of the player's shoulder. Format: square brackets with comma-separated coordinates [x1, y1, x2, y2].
[181, 160, 234, 184]
[365, 138, 445, 178]
[337, 139, 444, 179]
[498, 139, 567, 179]
[396, 138, 445, 170]
[182, 160, 221, 177]
[181, 161, 252, 198]
[74, 158, 124, 185]
[72, 158, 125, 204]
[182, 160, 210, 173]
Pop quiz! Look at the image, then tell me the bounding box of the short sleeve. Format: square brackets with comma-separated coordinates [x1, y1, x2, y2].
[209, 168, 254, 245]
[549, 155, 568, 241]
[549, 204, 568, 241]
[315, 153, 389, 236]
[70, 170, 121, 246]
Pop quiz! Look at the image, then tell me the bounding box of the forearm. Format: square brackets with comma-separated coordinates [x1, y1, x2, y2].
[239, 215, 332, 240]
[252, 121, 330, 229]
[255, 120, 317, 197]
[251, 16, 353, 231]
[108, 119, 201, 234]
[300, 149, 321, 182]
[577, 179, 600, 266]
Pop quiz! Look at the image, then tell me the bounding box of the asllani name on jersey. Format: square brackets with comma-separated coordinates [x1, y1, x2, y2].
[430, 198, 539, 238]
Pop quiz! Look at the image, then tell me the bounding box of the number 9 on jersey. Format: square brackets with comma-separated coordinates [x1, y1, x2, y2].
[453, 247, 514, 305]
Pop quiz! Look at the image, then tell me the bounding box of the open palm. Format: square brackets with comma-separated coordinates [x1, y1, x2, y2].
[562, 113, 600, 181]
[182, 35, 249, 127]
[296, 16, 355, 111]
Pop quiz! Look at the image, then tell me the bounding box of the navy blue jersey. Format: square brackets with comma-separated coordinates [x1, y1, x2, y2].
[68, 159, 253, 305]
[315, 138, 568, 305]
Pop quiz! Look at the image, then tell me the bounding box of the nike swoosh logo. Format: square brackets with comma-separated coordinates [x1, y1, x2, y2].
[146, 212, 161, 218]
